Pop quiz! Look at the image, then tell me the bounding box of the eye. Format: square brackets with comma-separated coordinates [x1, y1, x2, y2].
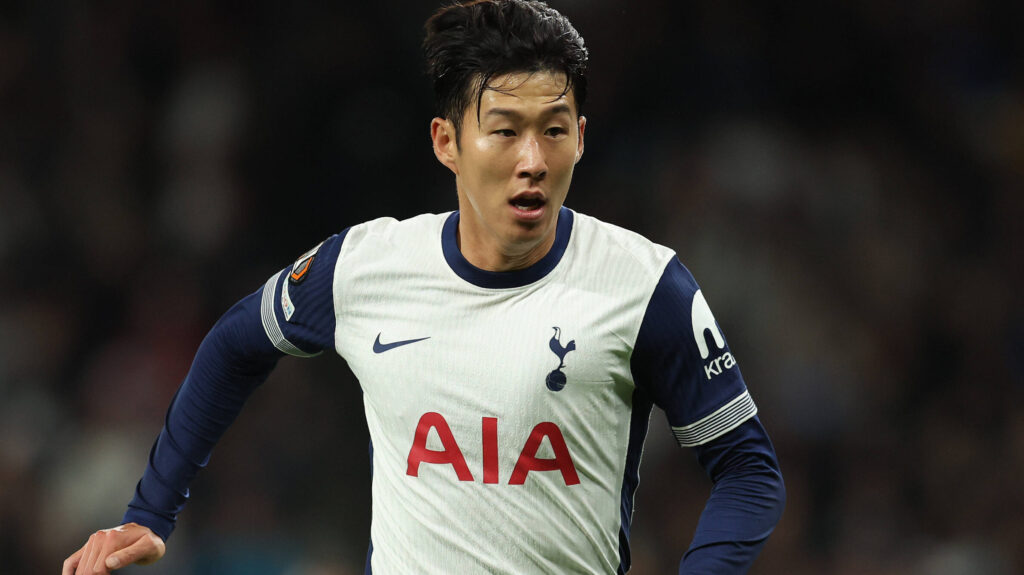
[546, 126, 567, 137]
[493, 129, 516, 137]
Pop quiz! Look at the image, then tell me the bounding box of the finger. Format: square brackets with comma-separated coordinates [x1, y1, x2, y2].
[77, 534, 99, 575]
[62, 544, 86, 575]
[90, 531, 120, 575]
[105, 533, 161, 570]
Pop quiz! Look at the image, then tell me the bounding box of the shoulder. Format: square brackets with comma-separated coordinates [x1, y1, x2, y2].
[568, 210, 676, 283]
[341, 212, 450, 254]
[345, 212, 450, 241]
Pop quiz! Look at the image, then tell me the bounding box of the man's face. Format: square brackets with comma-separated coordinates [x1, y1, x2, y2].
[432, 70, 586, 268]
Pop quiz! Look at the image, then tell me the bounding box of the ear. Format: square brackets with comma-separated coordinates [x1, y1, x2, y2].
[574, 115, 586, 164]
[431, 117, 459, 175]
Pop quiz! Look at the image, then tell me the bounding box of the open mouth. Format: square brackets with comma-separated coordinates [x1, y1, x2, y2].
[510, 191, 546, 212]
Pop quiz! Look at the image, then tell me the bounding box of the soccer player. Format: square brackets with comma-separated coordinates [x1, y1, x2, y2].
[63, 1, 785, 573]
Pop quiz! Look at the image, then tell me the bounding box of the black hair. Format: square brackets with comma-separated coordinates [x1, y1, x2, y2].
[423, 0, 588, 141]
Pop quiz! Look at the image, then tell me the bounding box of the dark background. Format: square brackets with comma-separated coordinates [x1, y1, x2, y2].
[1, 1, 1022, 573]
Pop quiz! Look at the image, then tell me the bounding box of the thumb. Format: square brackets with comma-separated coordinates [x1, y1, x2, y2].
[105, 535, 163, 570]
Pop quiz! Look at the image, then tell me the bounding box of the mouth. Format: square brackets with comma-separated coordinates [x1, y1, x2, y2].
[509, 191, 547, 218]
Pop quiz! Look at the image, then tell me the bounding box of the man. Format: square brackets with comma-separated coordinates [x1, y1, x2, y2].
[63, 1, 784, 573]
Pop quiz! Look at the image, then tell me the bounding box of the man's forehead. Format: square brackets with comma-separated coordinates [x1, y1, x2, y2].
[477, 71, 576, 114]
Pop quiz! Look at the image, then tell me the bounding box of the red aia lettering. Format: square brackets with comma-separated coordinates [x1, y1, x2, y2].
[406, 412, 474, 481]
[509, 421, 580, 486]
[482, 416, 499, 484]
[406, 413, 579, 486]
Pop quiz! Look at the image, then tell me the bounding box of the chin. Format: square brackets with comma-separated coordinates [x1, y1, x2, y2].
[504, 219, 552, 247]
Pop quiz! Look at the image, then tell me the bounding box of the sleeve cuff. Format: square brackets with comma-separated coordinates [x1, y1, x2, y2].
[123, 507, 175, 542]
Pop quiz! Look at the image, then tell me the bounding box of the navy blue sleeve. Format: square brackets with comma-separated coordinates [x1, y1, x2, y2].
[680, 418, 785, 574]
[631, 258, 754, 442]
[122, 233, 347, 540]
[631, 258, 784, 573]
[261, 231, 347, 356]
[122, 289, 282, 540]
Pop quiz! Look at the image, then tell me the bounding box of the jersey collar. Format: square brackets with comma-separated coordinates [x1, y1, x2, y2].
[441, 206, 574, 289]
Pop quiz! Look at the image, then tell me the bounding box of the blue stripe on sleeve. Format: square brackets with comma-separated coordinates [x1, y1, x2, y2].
[122, 287, 283, 540]
[616, 390, 654, 574]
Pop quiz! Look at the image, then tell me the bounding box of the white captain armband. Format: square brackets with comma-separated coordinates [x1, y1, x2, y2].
[260, 271, 321, 358]
[671, 390, 758, 447]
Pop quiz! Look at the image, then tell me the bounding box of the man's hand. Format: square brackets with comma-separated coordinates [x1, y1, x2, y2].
[62, 523, 165, 575]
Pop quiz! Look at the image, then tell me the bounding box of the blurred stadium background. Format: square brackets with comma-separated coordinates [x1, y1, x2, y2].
[1, 1, 1022, 573]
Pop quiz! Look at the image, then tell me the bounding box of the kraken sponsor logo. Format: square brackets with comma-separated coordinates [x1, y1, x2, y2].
[691, 290, 736, 379]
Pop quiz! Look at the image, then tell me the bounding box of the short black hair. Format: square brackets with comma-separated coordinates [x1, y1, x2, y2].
[424, 0, 588, 139]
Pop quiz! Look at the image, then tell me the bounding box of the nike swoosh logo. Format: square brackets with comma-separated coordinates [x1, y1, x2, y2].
[373, 333, 431, 353]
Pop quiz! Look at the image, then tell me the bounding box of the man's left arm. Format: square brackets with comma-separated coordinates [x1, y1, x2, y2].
[681, 417, 784, 573]
[631, 257, 785, 574]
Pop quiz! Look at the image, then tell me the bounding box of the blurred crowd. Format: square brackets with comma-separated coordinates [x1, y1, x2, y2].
[1, 1, 1021, 574]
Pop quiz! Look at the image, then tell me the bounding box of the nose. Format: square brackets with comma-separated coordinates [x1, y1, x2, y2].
[516, 135, 547, 182]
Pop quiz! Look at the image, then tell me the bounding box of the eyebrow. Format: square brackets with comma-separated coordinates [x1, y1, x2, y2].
[484, 104, 573, 120]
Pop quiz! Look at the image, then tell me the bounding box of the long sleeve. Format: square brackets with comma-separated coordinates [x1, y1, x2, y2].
[122, 290, 283, 541]
[631, 257, 784, 573]
[679, 418, 785, 574]
[123, 233, 345, 540]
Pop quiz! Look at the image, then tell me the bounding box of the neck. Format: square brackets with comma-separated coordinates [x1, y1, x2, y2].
[456, 217, 557, 272]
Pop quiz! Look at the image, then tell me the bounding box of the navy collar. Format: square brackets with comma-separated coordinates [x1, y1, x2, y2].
[441, 206, 574, 289]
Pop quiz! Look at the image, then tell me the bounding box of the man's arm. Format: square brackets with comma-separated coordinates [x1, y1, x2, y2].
[631, 257, 785, 573]
[63, 289, 283, 575]
[681, 418, 785, 574]
[63, 234, 345, 574]
[123, 289, 285, 540]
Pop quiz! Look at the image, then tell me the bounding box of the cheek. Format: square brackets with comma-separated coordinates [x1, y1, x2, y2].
[468, 146, 514, 189]
[550, 149, 578, 183]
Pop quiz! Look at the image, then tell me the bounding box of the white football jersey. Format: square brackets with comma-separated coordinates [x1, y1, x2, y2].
[260, 207, 756, 574]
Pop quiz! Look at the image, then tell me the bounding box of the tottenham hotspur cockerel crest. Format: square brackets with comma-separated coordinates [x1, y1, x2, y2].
[545, 327, 576, 392]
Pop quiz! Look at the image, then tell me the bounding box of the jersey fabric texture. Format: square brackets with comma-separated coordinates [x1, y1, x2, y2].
[123, 207, 784, 574]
